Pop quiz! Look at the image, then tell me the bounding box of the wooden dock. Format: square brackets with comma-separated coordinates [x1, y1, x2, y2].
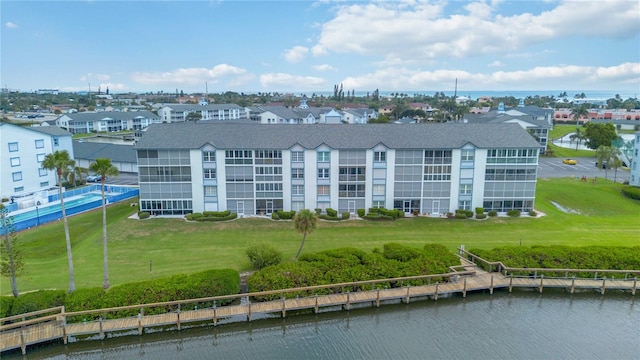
[2, 253, 638, 355]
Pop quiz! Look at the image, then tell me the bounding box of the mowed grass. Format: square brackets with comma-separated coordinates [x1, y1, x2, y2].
[2, 178, 639, 295]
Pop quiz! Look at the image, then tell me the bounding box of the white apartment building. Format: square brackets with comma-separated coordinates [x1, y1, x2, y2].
[55, 111, 160, 134]
[159, 103, 247, 123]
[135, 123, 541, 216]
[630, 132, 640, 187]
[0, 123, 73, 199]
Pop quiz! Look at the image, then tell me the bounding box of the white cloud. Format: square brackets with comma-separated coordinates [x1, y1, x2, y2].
[131, 64, 254, 88]
[312, 64, 335, 71]
[284, 46, 309, 63]
[260, 73, 327, 90]
[488, 60, 503, 67]
[80, 73, 111, 82]
[5, 21, 18, 29]
[312, 1, 640, 64]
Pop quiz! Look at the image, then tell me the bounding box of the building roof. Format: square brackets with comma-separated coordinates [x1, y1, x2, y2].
[58, 111, 159, 123]
[0, 122, 71, 137]
[73, 141, 137, 163]
[162, 103, 244, 111]
[136, 123, 541, 150]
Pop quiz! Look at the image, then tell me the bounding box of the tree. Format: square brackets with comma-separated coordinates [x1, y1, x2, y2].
[0, 204, 23, 297]
[570, 105, 589, 127]
[67, 165, 89, 187]
[42, 150, 77, 293]
[584, 122, 618, 150]
[185, 111, 202, 122]
[595, 146, 620, 180]
[610, 157, 623, 183]
[89, 158, 119, 289]
[293, 209, 318, 260]
[569, 127, 585, 151]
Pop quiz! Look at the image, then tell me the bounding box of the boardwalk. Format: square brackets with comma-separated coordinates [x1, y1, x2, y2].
[2, 256, 638, 355]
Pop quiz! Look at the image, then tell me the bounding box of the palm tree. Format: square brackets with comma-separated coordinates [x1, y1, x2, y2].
[570, 106, 589, 127]
[595, 146, 620, 180]
[293, 209, 318, 260]
[67, 165, 89, 187]
[89, 158, 119, 289]
[569, 128, 585, 151]
[610, 157, 623, 183]
[42, 150, 77, 293]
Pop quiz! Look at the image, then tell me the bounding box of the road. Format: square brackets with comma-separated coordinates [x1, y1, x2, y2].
[537, 157, 629, 182]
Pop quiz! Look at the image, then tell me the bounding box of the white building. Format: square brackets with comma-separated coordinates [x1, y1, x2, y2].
[55, 111, 160, 134]
[159, 103, 247, 123]
[630, 132, 640, 187]
[0, 123, 73, 199]
[135, 123, 541, 216]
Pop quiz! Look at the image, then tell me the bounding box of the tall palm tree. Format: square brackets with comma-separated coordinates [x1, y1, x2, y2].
[293, 209, 318, 260]
[570, 106, 589, 127]
[569, 128, 585, 151]
[595, 146, 620, 180]
[89, 158, 119, 289]
[67, 165, 89, 187]
[42, 150, 76, 293]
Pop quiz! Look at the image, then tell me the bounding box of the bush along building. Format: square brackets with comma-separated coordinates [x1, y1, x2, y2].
[134, 123, 541, 216]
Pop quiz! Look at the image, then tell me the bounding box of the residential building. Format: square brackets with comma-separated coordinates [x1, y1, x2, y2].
[55, 111, 160, 134]
[629, 132, 640, 187]
[73, 141, 138, 173]
[342, 108, 378, 124]
[135, 123, 541, 217]
[159, 103, 247, 123]
[0, 123, 73, 199]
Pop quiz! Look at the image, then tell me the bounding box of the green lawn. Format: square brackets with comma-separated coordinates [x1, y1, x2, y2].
[3, 178, 639, 295]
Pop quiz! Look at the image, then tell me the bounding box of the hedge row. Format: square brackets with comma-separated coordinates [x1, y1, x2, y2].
[186, 211, 238, 221]
[246, 243, 460, 300]
[272, 210, 296, 220]
[468, 246, 640, 278]
[1, 269, 240, 319]
[621, 186, 640, 200]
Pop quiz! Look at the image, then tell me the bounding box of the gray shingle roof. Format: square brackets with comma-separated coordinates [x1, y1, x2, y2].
[163, 103, 243, 111]
[58, 111, 159, 123]
[135, 123, 542, 150]
[28, 125, 72, 136]
[73, 141, 137, 163]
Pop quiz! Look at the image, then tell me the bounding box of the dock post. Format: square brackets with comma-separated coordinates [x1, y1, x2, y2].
[376, 288, 381, 307]
[247, 301, 252, 322]
[138, 312, 143, 335]
[405, 286, 411, 304]
[570, 277, 575, 294]
[462, 278, 467, 298]
[601, 278, 606, 295]
[434, 282, 439, 301]
[633, 278, 637, 296]
[346, 291, 351, 311]
[99, 316, 104, 338]
[509, 276, 513, 293]
[20, 328, 26, 355]
[490, 276, 494, 295]
[539, 275, 544, 293]
[61, 310, 68, 344]
[213, 303, 218, 325]
[314, 294, 319, 314]
[177, 305, 181, 330]
[281, 297, 286, 318]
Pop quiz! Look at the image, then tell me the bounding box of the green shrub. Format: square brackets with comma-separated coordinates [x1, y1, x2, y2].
[185, 213, 193, 221]
[1, 296, 14, 317]
[621, 186, 640, 200]
[203, 210, 231, 217]
[191, 212, 204, 220]
[8, 290, 66, 317]
[455, 213, 467, 219]
[65, 288, 105, 316]
[138, 211, 150, 219]
[246, 242, 283, 270]
[276, 210, 296, 220]
[475, 207, 484, 215]
[488, 210, 498, 217]
[196, 213, 238, 221]
[271, 212, 280, 220]
[476, 213, 487, 219]
[357, 208, 365, 217]
[507, 209, 521, 217]
[319, 214, 341, 221]
[362, 213, 395, 221]
[528, 210, 538, 217]
[383, 243, 423, 261]
[314, 208, 322, 215]
[326, 208, 338, 217]
[342, 212, 350, 220]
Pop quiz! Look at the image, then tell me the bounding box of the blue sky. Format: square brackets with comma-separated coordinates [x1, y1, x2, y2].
[2, 0, 639, 94]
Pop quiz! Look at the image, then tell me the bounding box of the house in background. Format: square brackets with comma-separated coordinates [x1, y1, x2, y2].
[55, 111, 160, 134]
[0, 123, 73, 201]
[342, 108, 378, 124]
[159, 102, 247, 123]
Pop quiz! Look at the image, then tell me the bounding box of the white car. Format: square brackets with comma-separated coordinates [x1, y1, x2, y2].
[86, 175, 102, 182]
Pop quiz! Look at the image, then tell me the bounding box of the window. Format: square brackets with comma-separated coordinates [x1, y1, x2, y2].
[292, 185, 304, 196]
[373, 184, 386, 196]
[204, 168, 216, 179]
[317, 151, 330, 162]
[291, 201, 304, 211]
[460, 184, 472, 195]
[317, 185, 330, 195]
[35, 139, 45, 149]
[14, 186, 24, 193]
[291, 151, 304, 162]
[12, 172, 23, 181]
[203, 151, 216, 162]
[459, 200, 471, 210]
[53, 138, 59, 146]
[10, 157, 20, 167]
[372, 200, 385, 208]
[39, 168, 47, 176]
[292, 168, 304, 179]
[461, 149, 474, 161]
[40, 181, 49, 187]
[37, 153, 46, 163]
[8, 142, 18, 152]
[318, 168, 330, 179]
[374, 151, 386, 162]
[204, 186, 217, 196]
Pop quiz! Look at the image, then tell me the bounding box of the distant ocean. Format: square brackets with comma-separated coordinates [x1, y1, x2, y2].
[300, 90, 639, 100]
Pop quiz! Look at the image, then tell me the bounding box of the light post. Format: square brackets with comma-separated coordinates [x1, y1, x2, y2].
[36, 201, 41, 226]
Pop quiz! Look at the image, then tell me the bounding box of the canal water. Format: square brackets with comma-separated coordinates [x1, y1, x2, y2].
[8, 290, 638, 359]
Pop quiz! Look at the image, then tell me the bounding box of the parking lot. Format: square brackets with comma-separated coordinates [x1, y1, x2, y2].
[537, 157, 629, 182]
[103, 172, 139, 186]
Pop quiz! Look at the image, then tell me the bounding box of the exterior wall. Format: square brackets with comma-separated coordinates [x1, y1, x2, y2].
[0, 125, 72, 199]
[138, 144, 539, 216]
[630, 132, 640, 187]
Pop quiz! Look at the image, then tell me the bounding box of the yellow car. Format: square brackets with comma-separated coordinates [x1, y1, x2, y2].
[563, 159, 577, 165]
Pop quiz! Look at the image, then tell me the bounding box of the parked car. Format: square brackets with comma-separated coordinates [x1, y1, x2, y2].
[595, 161, 607, 169]
[563, 159, 577, 165]
[86, 175, 103, 182]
